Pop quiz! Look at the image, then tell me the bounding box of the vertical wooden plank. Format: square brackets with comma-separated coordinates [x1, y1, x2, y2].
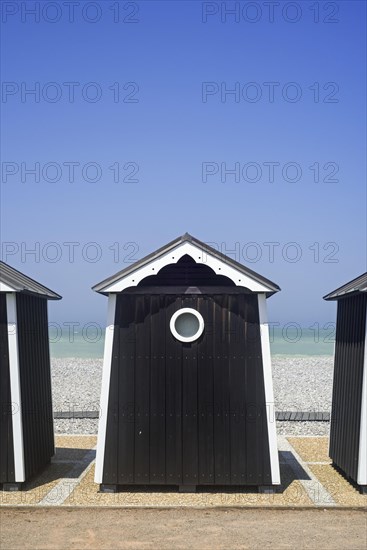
[165, 296, 182, 485]
[244, 295, 259, 485]
[213, 295, 231, 485]
[6, 294, 25, 483]
[117, 294, 135, 484]
[102, 299, 120, 485]
[43, 300, 55, 464]
[149, 294, 166, 484]
[197, 295, 214, 484]
[12, 295, 54, 481]
[228, 294, 247, 485]
[244, 295, 271, 485]
[351, 299, 358, 471]
[133, 295, 151, 484]
[96, 294, 116, 485]
[17, 295, 34, 479]
[0, 294, 15, 483]
[330, 298, 342, 472]
[330, 294, 367, 482]
[181, 295, 199, 486]
[30, 300, 39, 474]
[258, 292, 280, 486]
[16, 295, 30, 479]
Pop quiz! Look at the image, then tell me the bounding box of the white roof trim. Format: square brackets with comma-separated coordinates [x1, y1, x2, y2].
[104, 241, 272, 293]
[0, 281, 16, 292]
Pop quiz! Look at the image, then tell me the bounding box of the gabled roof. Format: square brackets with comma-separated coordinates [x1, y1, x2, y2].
[0, 261, 62, 300]
[93, 233, 280, 296]
[323, 272, 367, 301]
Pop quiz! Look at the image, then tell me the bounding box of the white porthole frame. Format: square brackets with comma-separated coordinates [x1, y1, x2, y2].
[170, 308, 204, 343]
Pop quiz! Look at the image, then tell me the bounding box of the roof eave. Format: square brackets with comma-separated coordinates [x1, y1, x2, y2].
[92, 233, 280, 296]
[323, 272, 367, 301]
[0, 261, 62, 300]
[323, 290, 366, 301]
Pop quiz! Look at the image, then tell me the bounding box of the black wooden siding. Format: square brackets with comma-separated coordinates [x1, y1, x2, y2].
[0, 294, 15, 483]
[16, 294, 54, 480]
[138, 255, 236, 287]
[329, 293, 367, 482]
[102, 292, 271, 486]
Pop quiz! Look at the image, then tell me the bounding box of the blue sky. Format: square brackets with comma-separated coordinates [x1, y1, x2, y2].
[1, 0, 366, 328]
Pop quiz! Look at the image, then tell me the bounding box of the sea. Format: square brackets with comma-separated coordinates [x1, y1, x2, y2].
[49, 326, 335, 359]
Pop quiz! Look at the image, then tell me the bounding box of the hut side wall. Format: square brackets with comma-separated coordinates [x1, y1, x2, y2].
[16, 294, 54, 479]
[0, 294, 15, 483]
[329, 293, 367, 481]
[102, 292, 271, 486]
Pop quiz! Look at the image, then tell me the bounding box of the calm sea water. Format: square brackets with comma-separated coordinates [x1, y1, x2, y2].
[49, 327, 335, 359]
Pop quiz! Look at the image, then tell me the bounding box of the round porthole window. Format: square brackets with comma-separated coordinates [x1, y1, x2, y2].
[170, 308, 204, 343]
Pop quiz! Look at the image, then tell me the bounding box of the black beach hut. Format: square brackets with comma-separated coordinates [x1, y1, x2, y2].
[93, 234, 281, 492]
[324, 273, 367, 491]
[0, 261, 61, 490]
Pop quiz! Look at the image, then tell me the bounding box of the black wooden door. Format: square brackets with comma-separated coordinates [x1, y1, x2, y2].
[103, 292, 271, 486]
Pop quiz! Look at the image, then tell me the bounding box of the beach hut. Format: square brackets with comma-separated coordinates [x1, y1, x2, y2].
[0, 261, 61, 490]
[324, 273, 367, 492]
[93, 234, 281, 492]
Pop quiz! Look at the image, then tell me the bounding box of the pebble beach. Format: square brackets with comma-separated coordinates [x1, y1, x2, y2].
[51, 356, 334, 437]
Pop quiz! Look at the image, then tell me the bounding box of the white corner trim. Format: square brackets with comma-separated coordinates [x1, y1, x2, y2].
[258, 293, 280, 485]
[0, 282, 16, 292]
[94, 294, 116, 484]
[104, 241, 272, 293]
[357, 307, 367, 485]
[6, 294, 25, 482]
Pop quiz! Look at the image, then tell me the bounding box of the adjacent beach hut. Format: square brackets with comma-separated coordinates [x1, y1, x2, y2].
[324, 273, 367, 491]
[0, 261, 61, 490]
[93, 234, 281, 492]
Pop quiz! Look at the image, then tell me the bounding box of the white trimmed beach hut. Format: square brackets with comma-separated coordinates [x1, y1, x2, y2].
[0, 261, 61, 490]
[324, 273, 367, 492]
[93, 234, 281, 492]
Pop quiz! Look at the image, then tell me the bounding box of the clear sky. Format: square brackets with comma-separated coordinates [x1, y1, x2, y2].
[1, 0, 366, 329]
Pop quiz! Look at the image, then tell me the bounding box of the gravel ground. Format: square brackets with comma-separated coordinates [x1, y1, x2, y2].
[51, 355, 334, 436]
[276, 421, 330, 436]
[272, 355, 334, 414]
[52, 358, 103, 414]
